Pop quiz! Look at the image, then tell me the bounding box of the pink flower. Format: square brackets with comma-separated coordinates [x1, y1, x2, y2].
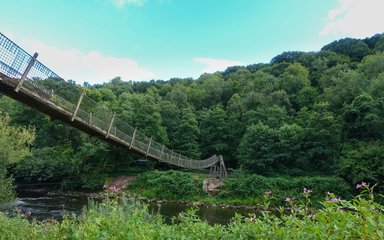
[265, 191, 272, 196]
[26, 211, 32, 217]
[356, 182, 368, 189]
[327, 197, 341, 203]
[303, 188, 312, 194]
[285, 197, 292, 203]
[103, 184, 108, 189]
[108, 185, 120, 193]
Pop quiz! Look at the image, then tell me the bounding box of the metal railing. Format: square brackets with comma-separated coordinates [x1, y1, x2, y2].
[0, 32, 227, 175]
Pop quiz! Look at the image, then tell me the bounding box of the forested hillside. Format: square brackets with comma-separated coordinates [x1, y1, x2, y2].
[1, 33, 384, 191]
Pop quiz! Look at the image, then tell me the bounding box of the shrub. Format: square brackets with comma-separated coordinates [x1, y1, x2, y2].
[0, 178, 15, 206]
[130, 170, 202, 200]
[220, 171, 352, 205]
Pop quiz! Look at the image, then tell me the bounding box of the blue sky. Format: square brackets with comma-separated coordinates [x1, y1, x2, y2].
[1, 0, 384, 84]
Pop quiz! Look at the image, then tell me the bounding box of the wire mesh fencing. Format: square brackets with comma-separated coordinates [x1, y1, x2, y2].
[0, 32, 223, 171]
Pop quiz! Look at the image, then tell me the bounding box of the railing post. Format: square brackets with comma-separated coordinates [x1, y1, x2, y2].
[15, 53, 38, 92]
[89, 112, 93, 125]
[71, 93, 84, 121]
[170, 150, 174, 163]
[130, 127, 137, 149]
[159, 145, 165, 160]
[105, 113, 116, 138]
[146, 138, 152, 156]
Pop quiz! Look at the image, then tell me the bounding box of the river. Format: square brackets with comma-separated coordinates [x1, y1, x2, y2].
[1, 191, 254, 225]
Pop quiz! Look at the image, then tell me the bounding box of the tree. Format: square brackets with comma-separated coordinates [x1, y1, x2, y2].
[237, 122, 277, 174]
[117, 93, 168, 144]
[270, 51, 306, 64]
[342, 94, 384, 141]
[0, 114, 35, 205]
[0, 114, 35, 177]
[339, 141, 384, 189]
[296, 103, 341, 173]
[199, 105, 228, 158]
[322, 38, 370, 62]
[173, 108, 201, 159]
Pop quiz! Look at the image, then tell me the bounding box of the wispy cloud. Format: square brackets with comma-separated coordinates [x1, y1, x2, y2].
[21, 39, 155, 84]
[320, 0, 384, 38]
[193, 57, 243, 74]
[109, 0, 145, 8]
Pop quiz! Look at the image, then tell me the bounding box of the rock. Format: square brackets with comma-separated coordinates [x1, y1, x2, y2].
[202, 178, 225, 196]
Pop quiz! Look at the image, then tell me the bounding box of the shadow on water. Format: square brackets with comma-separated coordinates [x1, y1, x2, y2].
[1, 190, 254, 225]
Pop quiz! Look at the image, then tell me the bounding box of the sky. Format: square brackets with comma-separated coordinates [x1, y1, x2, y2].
[1, 0, 384, 85]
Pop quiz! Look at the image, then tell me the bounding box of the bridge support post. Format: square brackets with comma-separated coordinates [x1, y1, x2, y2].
[159, 144, 165, 159]
[15, 53, 38, 92]
[209, 155, 227, 178]
[146, 138, 152, 156]
[71, 93, 84, 121]
[105, 113, 116, 138]
[129, 127, 137, 149]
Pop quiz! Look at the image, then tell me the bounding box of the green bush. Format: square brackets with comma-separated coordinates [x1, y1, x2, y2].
[0, 178, 15, 206]
[220, 171, 352, 205]
[130, 170, 202, 200]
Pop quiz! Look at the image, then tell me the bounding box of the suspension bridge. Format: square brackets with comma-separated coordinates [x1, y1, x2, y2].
[0, 32, 227, 178]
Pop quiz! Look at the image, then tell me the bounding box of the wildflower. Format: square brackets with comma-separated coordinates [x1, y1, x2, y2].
[103, 184, 108, 189]
[356, 182, 368, 189]
[108, 185, 120, 193]
[249, 214, 256, 222]
[303, 188, 312, 194]
[327, 197, 341, 203]
[285, 197, 292, 203]
[308, 213, 316, 218]
[265, 191, 272, 196]
[26, 211, 32, 217]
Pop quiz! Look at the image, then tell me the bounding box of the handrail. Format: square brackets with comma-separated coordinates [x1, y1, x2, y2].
[0, 32, 226, 174]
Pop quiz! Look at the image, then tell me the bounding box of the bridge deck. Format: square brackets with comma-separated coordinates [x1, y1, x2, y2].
[0, 32, 227, 177]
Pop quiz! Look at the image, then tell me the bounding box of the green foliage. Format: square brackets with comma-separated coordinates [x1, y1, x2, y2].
[173, 108, 201, 159]
[199, 105, 229, 158]
[0, 114, 34, 205]
[130, 170, 202, 200]
[237, 122, 278, 174]
[0, 114, 35, 176]
[220, 171, 351, 206]
[339, 141, 384, 189]
[322, 37, 371, 61]
[342, 93, 384, 140]
[0, 178, 15, 206]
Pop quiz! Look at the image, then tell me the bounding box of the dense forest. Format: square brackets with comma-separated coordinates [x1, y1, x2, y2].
[1, 33, 384, 196]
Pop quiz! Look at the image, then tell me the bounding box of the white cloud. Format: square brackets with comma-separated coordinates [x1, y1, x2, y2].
[320, 0, 384, 38]
[110, 0, 145, 8]
[193, 57, 243, 74]
[21, 39, 155, 84]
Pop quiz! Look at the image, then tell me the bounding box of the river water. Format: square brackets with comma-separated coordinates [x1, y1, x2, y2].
[1, 192, 254, 225]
